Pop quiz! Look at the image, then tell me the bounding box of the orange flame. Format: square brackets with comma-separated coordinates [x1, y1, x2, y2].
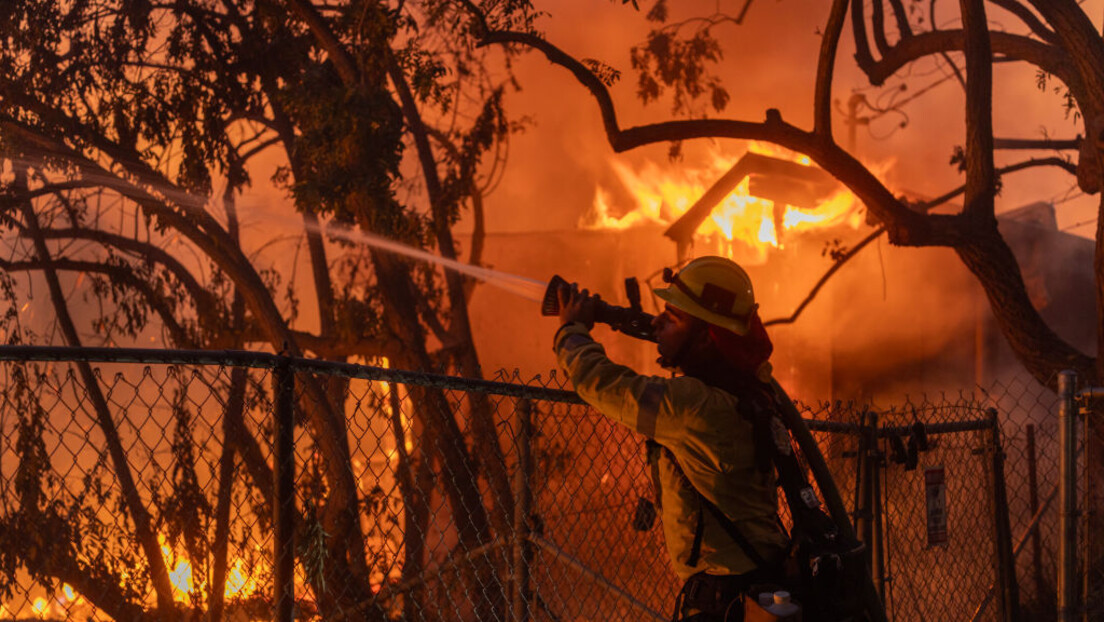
[582, 143, 876, 264]
[153, 533, 265, 606]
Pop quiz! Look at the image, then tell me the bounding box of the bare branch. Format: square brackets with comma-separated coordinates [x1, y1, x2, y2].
[1025, 0, 1104, 117]
[35, 226, 219, 319]
[0, 256, 194, 346]
[475, 27, 972, 247]
[994, 137, 1081, 150]
[764, 226, 886, 327]
[478, 29, 627, 150]
[814, 0, 850, 136]
[989, 0, 1059, 43]
[933, 0, 967, 89]
[767, 155, 1073, 327]
[859, 30, 1074, 89]
[886, 0, 913, 39]
[872, 0, 890, 56]
[851, 0, 876, 70]
[918, 156, 1076, 212]
[12, 172, 178, 609]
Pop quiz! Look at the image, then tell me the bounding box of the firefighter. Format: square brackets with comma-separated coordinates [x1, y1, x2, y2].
[554, 256, 790, 622]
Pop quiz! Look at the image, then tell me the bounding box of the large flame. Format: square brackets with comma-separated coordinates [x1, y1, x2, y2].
[581, 143, 874, 264]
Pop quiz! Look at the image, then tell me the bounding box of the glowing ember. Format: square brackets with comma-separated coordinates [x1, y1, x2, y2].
[582, 143, 875, 264]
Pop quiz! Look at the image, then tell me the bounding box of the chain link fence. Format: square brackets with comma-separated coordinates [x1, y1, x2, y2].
[0, 346, 1085, 621]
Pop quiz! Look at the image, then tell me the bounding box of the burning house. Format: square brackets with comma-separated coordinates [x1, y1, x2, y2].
[464, 148, 1096, 404]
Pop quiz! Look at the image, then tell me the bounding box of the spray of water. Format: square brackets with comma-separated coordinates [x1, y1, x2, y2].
[320, 226, 549, 302]
[4, 155, 550, 303]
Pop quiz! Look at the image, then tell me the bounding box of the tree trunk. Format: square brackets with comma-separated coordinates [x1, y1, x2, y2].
[953, 224, 1094, 386]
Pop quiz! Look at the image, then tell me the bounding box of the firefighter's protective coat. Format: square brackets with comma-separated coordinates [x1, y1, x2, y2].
[554, 322, 788, 579]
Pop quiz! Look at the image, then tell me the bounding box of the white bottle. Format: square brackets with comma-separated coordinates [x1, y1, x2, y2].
[766, 590, 802, 620]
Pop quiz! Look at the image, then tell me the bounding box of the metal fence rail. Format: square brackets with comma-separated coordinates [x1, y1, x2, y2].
[0, 346, 1076, 621]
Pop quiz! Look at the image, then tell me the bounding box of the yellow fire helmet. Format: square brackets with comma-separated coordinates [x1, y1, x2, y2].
[653, 256, 758, 335]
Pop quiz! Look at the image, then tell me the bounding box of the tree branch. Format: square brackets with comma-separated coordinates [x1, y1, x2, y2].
[34, 226, 220, 319]
[989, 0, 1058, 43]
[1025, 0, 1104, 120]
[872, 0, 891, 56]
[477, 29, 626, 150]
[476, 27, 972, 247]
[813, 0, 850, 137]
[859, 30, 1074, 90]
[994, 137, 1081, 150]
[886, 0, 913, 40]
[918, 156, 1076, 212]
[0, 257, 195, 346]
[851, 0, 877, 71]
[280, 0, 360, 84]
[769, 156, 1073, 328]
[764, 226, 886, 327]
[12, 172, 178, 611]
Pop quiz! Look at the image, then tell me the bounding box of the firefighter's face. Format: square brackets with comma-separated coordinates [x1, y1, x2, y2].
[652, 303, 702, 360]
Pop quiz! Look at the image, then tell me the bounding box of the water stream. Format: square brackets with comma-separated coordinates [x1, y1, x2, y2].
[5, 157, 550, 303]
[321, 226, 549, 302]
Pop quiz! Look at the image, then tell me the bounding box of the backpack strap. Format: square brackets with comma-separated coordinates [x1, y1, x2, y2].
[697, 491, 774, 570]
[735, 385, 831, 531]
[651, 441, 776, 570]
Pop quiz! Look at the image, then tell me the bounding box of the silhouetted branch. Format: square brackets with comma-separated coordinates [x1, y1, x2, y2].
[0, 257, 194, 345]
[13, 171, 178, 611]
[767, 155, 1074, 328]
[764, 226, 885, 327]
[918, 156, 1076, 212]
[857, 30, 1073, 88]
[814, 0, 850, 136]
[990, 0, 1057, 42]
[994, 137, 1081, 150]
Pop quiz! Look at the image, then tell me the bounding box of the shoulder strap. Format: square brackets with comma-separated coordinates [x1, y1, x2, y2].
[654, 443, 775, 570]
[736, 387, 832, 534]
[697, 491, 774, 569]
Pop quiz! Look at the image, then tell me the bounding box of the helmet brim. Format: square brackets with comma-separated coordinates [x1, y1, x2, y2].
[654, 285, 752, 335]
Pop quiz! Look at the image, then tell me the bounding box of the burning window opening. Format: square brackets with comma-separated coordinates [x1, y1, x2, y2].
[581, 144, 875, 265]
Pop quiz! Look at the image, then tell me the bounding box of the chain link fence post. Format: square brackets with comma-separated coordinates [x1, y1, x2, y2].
[871, 412, 887, 601]
[1025, 423, 1047, 606]
[982, 407, 1019, 622]
[1059, 370, 1079, 622]
[274, 355, 296, 622]
[512, 398, 533, 622]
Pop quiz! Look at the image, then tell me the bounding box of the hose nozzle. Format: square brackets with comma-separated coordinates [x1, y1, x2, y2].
[542, 275, 657, 342]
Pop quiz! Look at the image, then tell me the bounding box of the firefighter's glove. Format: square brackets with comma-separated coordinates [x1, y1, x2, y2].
[557, 281, 597, 330]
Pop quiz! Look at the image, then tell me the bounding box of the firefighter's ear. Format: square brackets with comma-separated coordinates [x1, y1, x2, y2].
[692, 322, 714, 349]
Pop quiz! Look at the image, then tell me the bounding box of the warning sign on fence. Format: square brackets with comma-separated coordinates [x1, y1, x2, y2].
[925, 466, 948, 547]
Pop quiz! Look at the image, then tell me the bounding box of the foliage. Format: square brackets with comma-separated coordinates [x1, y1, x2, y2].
[0, 0, 534, 617]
